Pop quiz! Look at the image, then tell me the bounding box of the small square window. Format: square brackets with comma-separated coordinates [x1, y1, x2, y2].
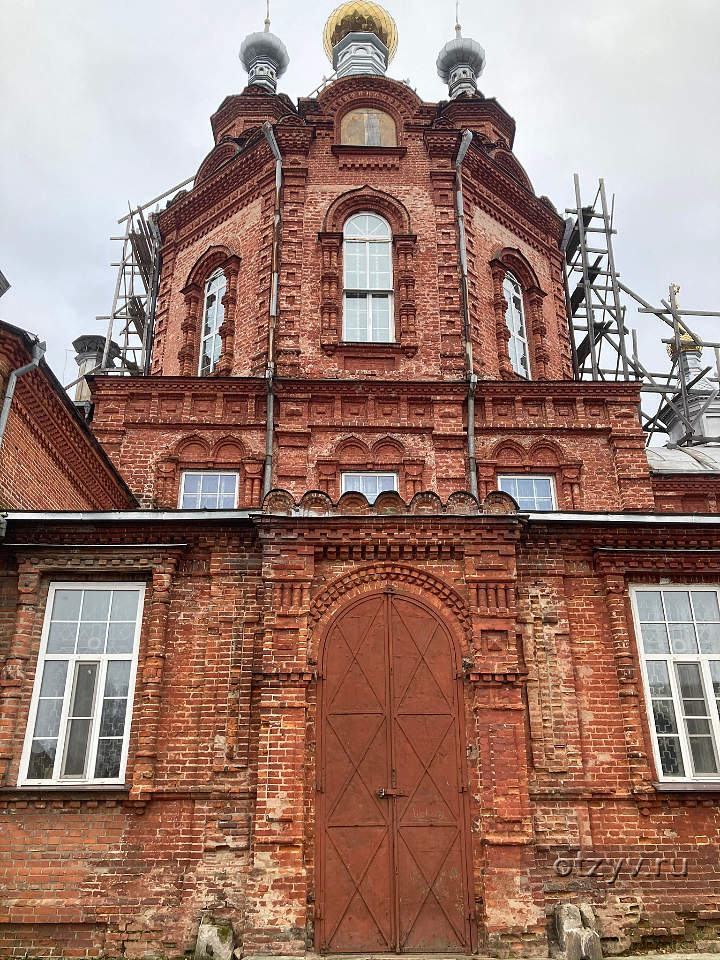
[497, 475, 556, 511]
[179, 472, 239, 509]
[19, 583, 145, 786]
[341, 472, 398, 504]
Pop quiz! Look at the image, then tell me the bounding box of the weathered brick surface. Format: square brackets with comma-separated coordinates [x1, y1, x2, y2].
[0, 325, 133, 510]
[3, 72, 720, 960]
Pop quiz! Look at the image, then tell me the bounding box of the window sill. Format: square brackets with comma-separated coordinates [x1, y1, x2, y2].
[653, 781, 720, 792]
[5, 783, 131, 794]
[322, 341, 417, 360]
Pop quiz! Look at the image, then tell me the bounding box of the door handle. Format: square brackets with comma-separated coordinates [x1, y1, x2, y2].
[377, 787, 406, 798]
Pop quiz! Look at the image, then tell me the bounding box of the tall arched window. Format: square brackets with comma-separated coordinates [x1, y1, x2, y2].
[199, 270, 226, 375]
[343, 213, 394, 343]
[503, 271, 530, 378]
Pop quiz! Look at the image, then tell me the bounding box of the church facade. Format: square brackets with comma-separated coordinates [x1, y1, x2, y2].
[2, 4, 720, 957]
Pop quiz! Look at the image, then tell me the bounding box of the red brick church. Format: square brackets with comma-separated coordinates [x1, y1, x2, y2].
[2, 3, 720, 957]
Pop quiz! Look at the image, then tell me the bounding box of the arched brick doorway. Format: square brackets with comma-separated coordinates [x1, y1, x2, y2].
[316, 589, 473, 953]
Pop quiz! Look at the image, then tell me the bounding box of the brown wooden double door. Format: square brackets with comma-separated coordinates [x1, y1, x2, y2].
[317, 591, 473, 953]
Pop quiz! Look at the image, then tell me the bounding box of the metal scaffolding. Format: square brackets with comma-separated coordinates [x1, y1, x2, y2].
[64, 176, 193, 395]
[563, 175, 720, 446]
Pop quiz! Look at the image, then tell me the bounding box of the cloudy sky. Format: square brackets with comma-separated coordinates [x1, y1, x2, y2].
[2, 0, 719, 395]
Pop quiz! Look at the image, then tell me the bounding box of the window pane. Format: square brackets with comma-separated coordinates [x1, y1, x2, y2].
[636, 591, 664, 621]
[641, 622, 670, 654]
[498, 477, 518, 499]
[106, 622, 135, 655]
[77, 621, 108, 655]
[52, 590, 81, 621]
[344, 294, 367, 341]
[652, 699, 678, 734]
[183, 474, 201, 494]
[516, 478, 534, 501]
[370, 295, 392, 342]
[47, 621, 77, 654]
[368, 244, 391, 289]
[81, 591, 111, 622]
[105, 661, 131, 699]
[697, 624, 720, 654]
[690, 737, 718, 775]
[94, 739, 123, 779]
[669, 623, 698, 654]
[664, 591, 692, 621]
[33, 699, 63, 738]
[693, 591, 720, 621]
[676, 662, 703, 700]
[182, 492, 200, 509]
[71, 663, 98, 717]
[99, 699, 126, 738]
[646, 660, 672, 697]
[27, 739, 57, 780]
[63, 719, 92, 777]
[39, 660, 68, 698]
[378, 475, 397, 492]
[657, 736, 685, 777]
[219, 474, 236, 494]
[110, 591, 139, 622]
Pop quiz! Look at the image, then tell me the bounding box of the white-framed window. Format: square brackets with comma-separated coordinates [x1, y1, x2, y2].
[19, 582, 145, 786]
[199, 270, 226, 375]
[631, 585, 720, 781]
[179, 471, 238, 509]
[341, 472, 398, 503]
[503, 271, 530, 378]
[498, 474, 555, 511]
[343, 213, 394, 343]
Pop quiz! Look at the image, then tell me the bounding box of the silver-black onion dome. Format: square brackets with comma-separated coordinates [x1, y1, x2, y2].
[436, 27, 486, 98]
[239, 23, 290, 93]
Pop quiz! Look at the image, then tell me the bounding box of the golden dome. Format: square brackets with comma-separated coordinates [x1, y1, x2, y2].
[323, 2, 398, 63]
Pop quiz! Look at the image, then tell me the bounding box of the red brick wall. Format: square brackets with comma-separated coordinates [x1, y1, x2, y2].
[0, 330, 133, 510]
[3, 516, 720, 956]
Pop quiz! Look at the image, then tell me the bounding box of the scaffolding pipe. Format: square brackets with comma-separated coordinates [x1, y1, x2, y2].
[262, 122, 282, 500]
[454, 130, 478, 500]
[0, 338, 46, 450]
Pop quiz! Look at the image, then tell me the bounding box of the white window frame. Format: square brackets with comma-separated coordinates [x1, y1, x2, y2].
[341, 471, 398, 504]
[198, 269, 226, 376]
[179, 471, 239, 509]
[631, 584, 720, 783]
[497, 474, 556, 511]
[503, 271, 530, 378]
[342, 212, 394, 344]
[18, 582, 146, 787]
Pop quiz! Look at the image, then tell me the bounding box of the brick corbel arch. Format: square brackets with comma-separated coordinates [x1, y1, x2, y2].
[316, 433, 423, 500]
[318, 187, 417, 355]
[489, 247, 548, 380]
[307, 562, 473, 663]
[476, 438, 582, 508]
[179, 245, 241, 376]
[155, 434, 263, 507]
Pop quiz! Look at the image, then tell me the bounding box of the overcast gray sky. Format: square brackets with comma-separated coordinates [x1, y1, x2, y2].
[2, 0, 719, 390]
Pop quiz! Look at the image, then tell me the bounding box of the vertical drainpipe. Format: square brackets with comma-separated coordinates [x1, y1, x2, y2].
[0, 338, 46, 450]
[455, 130, 478, 499]
[262, 121, 282, 500]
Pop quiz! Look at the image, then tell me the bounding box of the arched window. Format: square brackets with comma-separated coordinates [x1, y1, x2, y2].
[503, 271, 530, 378]
[199, 270, 226, 375]
[340, 108, 397, 147]
[343, 213, 394, 343]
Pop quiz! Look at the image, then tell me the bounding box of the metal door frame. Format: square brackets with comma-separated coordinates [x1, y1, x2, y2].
[315, 588, 476, 953]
